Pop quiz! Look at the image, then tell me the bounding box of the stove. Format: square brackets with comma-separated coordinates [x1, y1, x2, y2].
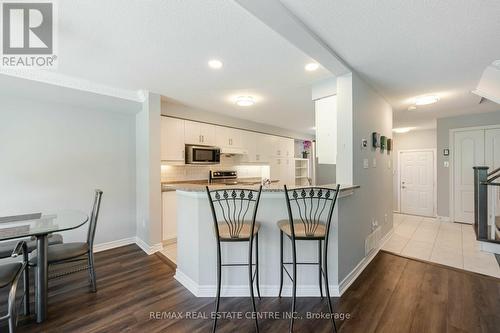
[209, 170, 238, 185]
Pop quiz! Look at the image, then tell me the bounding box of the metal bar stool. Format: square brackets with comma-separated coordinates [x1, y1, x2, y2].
[277, 185, 341, 333]
[206, 186, 263, 333]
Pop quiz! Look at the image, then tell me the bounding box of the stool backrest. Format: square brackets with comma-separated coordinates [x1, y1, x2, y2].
[284, 185, 340, 240]
[87, 189, 103, 249]
[206, 186, 262, 240]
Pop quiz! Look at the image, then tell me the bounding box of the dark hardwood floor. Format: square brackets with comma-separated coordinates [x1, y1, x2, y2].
[1, 245, 498, 332]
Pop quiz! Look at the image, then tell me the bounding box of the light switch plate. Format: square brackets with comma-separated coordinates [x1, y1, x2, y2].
[363, 158, 369, 169]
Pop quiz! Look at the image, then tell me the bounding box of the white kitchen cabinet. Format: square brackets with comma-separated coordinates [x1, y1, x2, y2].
[162, 191, 177, 241]
[184, 120, 216, 146]
[161, 117, 185, 162]
[270, 157, 294, 185]
[216, 126, 243, 148]
[315, 95, 337, 164]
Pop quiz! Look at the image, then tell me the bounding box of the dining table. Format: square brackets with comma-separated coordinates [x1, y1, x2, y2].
[0, 210, 89, 323]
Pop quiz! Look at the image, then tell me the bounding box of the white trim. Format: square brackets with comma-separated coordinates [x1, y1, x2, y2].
[135, 237, 163, 255]
[93, 237, 136, 253]
[449, 125, 500, 224]
[436, 216, 450, 223]
[397, 149, 437, 217]
[175, 227, 394, 298]
[337, 226, 394, 296]
[480, 241, 500, 254]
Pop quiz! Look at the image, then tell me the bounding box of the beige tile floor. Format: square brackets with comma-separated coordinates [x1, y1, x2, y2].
[160, 242, 177, 264]
[383, 213, 500, 278]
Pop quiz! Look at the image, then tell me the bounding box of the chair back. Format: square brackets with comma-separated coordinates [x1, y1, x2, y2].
[206, 186, 262, 240]
[283, 185, 340, 241]
[87, 190, 103, 249]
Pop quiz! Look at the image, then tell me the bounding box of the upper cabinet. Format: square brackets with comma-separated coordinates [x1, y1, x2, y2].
[184, 120, 216, 146]
[216, 126, 243, 149]
[161, 117, 185, 162]
[315, 95, 337, 164]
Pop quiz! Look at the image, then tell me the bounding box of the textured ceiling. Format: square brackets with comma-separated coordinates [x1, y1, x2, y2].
[44, 0, 331, 134]
[281, 0, 500, 128]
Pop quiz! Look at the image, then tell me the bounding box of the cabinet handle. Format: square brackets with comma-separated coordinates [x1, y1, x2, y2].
[202, 135, 204, 143]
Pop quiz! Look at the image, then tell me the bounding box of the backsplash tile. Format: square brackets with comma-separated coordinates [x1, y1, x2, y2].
[161, 155, 270, 182]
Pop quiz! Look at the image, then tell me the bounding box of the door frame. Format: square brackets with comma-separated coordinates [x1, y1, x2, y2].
[397, 149, 437, 216]
[449, 125, 500, 223]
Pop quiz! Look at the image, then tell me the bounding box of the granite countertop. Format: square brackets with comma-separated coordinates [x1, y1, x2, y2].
[162, 180, 359, 193]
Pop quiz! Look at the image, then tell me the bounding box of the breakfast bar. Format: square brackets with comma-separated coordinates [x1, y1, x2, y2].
[170, 184, 359, 298]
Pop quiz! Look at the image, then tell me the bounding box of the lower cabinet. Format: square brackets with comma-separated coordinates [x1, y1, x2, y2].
[162, 191, 177, 241]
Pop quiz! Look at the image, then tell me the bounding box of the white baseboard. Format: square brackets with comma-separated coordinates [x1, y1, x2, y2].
[135, 237, 162, 255]
[93, 237, 136, 253]
[437, 216, 450, 222]
[336, 226, 394, 296]
[175, 228, 395, 298]
[480, 241, 500, 254]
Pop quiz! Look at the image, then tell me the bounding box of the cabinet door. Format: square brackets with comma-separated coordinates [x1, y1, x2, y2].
[280, 138, 295, 158]
[199, 123, 216, 145]
[257, 135, 273, 162]
[215, 126, 230, 147]
[228, 128, 243, 148]
[161, 117, 185, 161]
[270, 158, 282, 184]
[184, 120, 201, 145]
[242, 131, 258, 162]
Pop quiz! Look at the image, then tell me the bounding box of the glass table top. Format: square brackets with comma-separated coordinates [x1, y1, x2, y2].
[0, 210, 89, 241]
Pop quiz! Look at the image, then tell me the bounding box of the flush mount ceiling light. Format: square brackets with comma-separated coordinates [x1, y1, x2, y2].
[392, 127, 415, 134]
[414, 95, 439, 106]
[235, 96, 255, 107]
[208, 59, 223, 69]
[305, 62, 319, 71]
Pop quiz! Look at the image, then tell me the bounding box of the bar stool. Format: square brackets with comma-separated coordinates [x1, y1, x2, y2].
[206, 186, 263, 333]
[277, 185, 341, 333]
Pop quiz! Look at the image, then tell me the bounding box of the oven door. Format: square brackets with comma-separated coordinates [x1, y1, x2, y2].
[186, 146, 221, 164]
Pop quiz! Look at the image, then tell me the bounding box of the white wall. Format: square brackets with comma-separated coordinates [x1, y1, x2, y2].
[136, 92, 162, 248]
[392, 129, 437, 210]
[337, 73, 393, 282]
[0, 97, 137, 245]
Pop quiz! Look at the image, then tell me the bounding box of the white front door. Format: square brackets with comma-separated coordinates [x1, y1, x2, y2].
[453, 130, 485, 224]
[400, 151, 434, 217]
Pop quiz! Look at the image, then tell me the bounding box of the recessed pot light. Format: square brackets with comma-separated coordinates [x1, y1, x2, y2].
[235, 96, 255, 107]
[305, 62, 319, 71]
[393, 127, 415, 134]
[414, 95, 439, 106]
[208, 59, 223, 69]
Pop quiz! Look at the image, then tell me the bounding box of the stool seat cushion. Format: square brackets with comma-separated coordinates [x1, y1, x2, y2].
[0, 234, 64, 259]
[30, 242, 88, 265]
[277, 219, 327, 239]
[217, 222, 260, 240]
[0, 262, 23, 288]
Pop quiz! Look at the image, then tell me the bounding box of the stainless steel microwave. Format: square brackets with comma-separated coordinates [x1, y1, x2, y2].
[185, 145, 221, 164]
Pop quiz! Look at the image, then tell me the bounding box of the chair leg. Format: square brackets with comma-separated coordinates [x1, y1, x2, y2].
[212, 241, 222, 333]
[318, 240, 323, 299]
[289, 237, 297, 333]
[323, 248, 337, 333]
[278, 230, 284, 298]
[255, 233, 261, 300]
[23, 264, 30, 315]
[8, 270, 22, 333]
[248, 238, 259, 333]
[88, 251, 97, 292]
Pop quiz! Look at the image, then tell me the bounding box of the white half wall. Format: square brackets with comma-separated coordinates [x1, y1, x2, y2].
[0, 96, 138, 245]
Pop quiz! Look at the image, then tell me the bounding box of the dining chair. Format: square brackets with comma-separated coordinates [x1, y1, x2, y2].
[0, 214, 64, 259]
[0, 241, 30, 333]
[206, 186, 262, 333]
[29, 190, 103, 292]
[277, 185, 340, 333]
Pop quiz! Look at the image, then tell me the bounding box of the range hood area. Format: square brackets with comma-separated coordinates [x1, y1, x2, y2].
[473, 60, 500, 105]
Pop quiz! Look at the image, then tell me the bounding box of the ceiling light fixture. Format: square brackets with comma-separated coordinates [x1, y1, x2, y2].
[235, 96, 255, 107]
[392, 127, 415, 134]
[208, 59, 223, 69]
[407, 105, 417, 111]
[305, 62, 319, 71]
[414, 95, 439, 106]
